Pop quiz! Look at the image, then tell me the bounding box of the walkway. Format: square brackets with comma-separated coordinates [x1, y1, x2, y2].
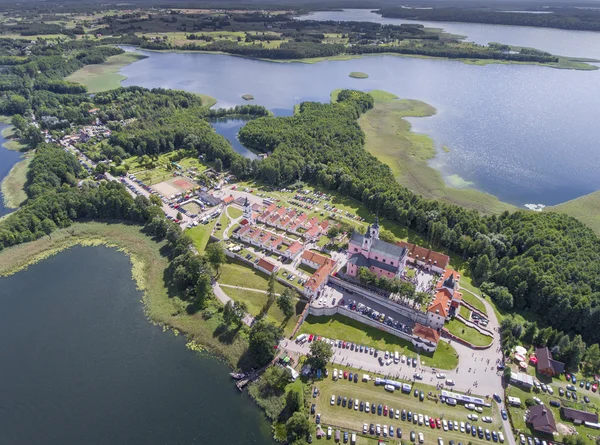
[219, 283, 281, 296]
[212, 282, 255, 326]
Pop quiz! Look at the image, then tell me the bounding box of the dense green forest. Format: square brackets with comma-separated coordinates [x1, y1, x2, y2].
[378, 7, 600, 32]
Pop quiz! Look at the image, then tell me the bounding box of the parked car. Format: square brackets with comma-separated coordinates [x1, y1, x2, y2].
[501, 409, 507, 420]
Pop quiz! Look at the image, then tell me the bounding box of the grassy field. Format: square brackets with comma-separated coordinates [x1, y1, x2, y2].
[213, 211, 230, 239]
[352, 89, 515, 215]
[0, 222, 251, 367]
[1, 125, 28, 152]
[299, 314, 458, 370]
[65, 53, 148, 92]
[221, 286, 299, 336]
[461, 290, 488, 316]
[312, 364, 500, 442]
[446, 318, 493, 347]
[227, 206, 243, 219]
[218, 258, 287, 294]
[459, 305, 471, 320]
[187, 218, 217, 252]
[1, 156, 30, 209]
[550, 191, 600, 236]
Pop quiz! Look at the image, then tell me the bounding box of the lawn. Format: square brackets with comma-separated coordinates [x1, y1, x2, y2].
[459, 305, 471, 320]
[218, 258, 287, 294]
[227, 206, 243, 219]
[187, 218, 217, 252]
[312, 364, 499, 442]
[221, 286, 299, 336]
[461, 290, 488, 316]
[1, 156, 30, 209]
[345, 89, 515, 215]
[65, 52, 148, 92]
[213, 211, 230, 239]
[446, 318, 493, 347]
[299, 314, 458, 370]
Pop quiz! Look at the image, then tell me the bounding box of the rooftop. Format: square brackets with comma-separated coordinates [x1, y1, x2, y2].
[257, 258, 277, 273]
[396, 241, 450, 269]
[413, 323, 440, 344]
[526, 405, 557, 434]
[301, 250, 329, 266]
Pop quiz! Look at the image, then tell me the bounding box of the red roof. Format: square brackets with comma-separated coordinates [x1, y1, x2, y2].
[223, 195, 234, 204]
[428, 289, 451, 317]
[287, 241, 303, 255]
[304, 259, 336, 292]
[397, 241, 450, 269]
[413, 323, 440, 343]
[257, 258, 277, 273]
[301, 250, 329, 266]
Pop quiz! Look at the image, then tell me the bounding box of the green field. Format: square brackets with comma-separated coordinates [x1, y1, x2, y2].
[213, 212, 230, 239]
[219, 258, 287, 294]
[221, 286, 300, 336]
[1, 156, 30, 209]
[227, 206, 243, 219]
[446, 318, 493, 347]
[349, 90, 515, 215]
[65, 52, 148, 92]
[459, 305, 471, 320]
[187, 218, 217, 252]
[461, 290, 488, 316]
[550, 191, 600, 236]
[313, 364, 500, 441]
[299, 314, 458, 370]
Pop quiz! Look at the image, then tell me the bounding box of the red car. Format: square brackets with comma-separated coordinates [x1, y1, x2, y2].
[342, 341, 346, 348]
[383, 406, 388, 416]
[343, 371, 348, 379]
[593, 383, 598, 392]
[308, 334, 314, 342]
[436, 418, 441, 429]
[429, 418, 436, 429]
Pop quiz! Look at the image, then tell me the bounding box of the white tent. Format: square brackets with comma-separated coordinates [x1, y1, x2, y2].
[514, 346, 527, 355]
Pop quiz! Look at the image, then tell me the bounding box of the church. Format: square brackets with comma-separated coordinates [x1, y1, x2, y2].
[346, 218, 408, 280]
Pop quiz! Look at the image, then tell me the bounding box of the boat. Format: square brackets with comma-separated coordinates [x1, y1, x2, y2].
[230, 372, 246, 380]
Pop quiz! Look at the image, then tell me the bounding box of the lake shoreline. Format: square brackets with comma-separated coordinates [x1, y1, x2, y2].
[1, 156, 30, 209]
[132, 46, 598, 70]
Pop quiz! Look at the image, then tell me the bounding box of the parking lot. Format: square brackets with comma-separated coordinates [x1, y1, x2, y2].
[311, 365, 502, 445]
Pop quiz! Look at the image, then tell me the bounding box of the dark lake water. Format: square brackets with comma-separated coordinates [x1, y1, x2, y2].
[121, 48, 600, 207]
[0, 246, 274, 445]
[296, 9, 600, 60]
[209, 118, 259, 159]
[0, 123, 23, 217]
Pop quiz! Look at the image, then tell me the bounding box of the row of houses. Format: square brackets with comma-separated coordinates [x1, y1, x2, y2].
[234, 223, 304, 260]
[256, 203, 329, 241]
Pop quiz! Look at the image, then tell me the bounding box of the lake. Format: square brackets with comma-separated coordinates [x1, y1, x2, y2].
[0, 246, 274, 445]
[0, 123, 23, 217]
[296, 9, 600, 60]
[121, 48, 600, 207]
[209, 118, 259, 159]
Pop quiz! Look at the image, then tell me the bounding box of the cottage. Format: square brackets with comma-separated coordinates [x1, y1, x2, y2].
[256, 258, 278, 275]
[535, 347, 565, 377]
[526, 405, 557, 434]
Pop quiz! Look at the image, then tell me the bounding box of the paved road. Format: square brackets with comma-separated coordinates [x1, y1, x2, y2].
[212, 282, 254, 326]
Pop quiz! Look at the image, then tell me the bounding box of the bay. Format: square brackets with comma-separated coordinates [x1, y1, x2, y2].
[0, 246, 274, 445]
[120, 49, 600, 206]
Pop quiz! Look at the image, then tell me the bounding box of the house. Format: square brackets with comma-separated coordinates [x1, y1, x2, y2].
[535, 347, 565, 377]
[284, 240, 304, 260]
[426, 269, 463, 329]
[346, 217, 408, 280]
[301, 250, 329, 270]
[304, 258, 336, 299]
[397, 241, 450, 274]
[561, 407, 598, 425]
[256, 258, 278, 275]
[412, 323, 440, 352]
[526, 405, 558, 434]
[223, 195, 235, 205]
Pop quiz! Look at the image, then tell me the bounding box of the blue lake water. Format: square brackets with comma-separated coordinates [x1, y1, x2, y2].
[121, 48, 600, 207]
[0, 123, 23, 217]
[0, 246, 274, 445]
[209, 118, 259, 159]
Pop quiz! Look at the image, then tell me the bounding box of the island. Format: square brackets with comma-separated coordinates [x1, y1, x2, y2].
[349, 71, 369, 79]
[242, 94, 254, 101]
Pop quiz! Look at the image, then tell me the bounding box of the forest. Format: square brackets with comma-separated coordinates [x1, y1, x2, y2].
[378, 7, 600, 32]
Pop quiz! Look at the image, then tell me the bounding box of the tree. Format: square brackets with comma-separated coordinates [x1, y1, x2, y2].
[474, 254, 491, 283]
[223, 300, 247, 326]
[176, 211, 183, 220]
[149, 194, 162, 206]
[503, 366, 512, 383]
[214, 158, 223, 172]
[277, 288, 295, 319]
[285, 411, 310, 442]
[206, 242, 226, 275]
[194, 273, 212, 308]
[285, 387, 302, 414]
[308, 339, 333, 370]
[584, 343, 600, 373]
[249, 320, 282, 366]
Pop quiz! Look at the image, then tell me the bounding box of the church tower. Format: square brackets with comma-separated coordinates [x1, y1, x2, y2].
[362, 225, 372, 252]
[370, 215, 380, 240]
[243, 197, 253, 223]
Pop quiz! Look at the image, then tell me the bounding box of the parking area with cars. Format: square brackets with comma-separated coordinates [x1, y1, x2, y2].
[311, 365, 502, 445]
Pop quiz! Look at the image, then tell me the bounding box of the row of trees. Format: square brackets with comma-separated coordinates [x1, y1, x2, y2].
[357, 266, 417, 298]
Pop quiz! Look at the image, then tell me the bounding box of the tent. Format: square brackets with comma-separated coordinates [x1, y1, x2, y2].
[519, 361, 528, 369]
[515, 346, 527, 355]
[530, 356, 538, 365]
[514, 353, 526, 362]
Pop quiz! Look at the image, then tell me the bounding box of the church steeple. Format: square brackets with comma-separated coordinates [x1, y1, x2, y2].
[362, 224, 372, 251]
[370, 215, 380, 240]
[243, 197, 253, 223]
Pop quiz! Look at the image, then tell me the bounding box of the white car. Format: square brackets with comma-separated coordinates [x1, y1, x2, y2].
[436, 373, 446, 379]
[465, 403, 475, 410]
[499, 432, 505, 443]
[383, 425, 388, 437]
[418, 414, 424, 425]
[365, 402, 370, 413]
[460, 422, 465, 433]
[475, 407, 483, 413]
[533, 397, 542, 405]
[354, 399, 359, 410]
[438, 439, 444, 445]
[446, 379, 455, 386]
[548, 387, 554, 395]
[520, 434, 526, 444]
[333, 369, 338, 380]
[363, 424, 368, 434]
[442, 419, 448, 431]
[331, 395, 335, 405]
[482, 416, 493, 423]
[425, 415, 430, 424]
[327, 426, 332, 439]
[401, 355, 406, 363]
[419, 432, 424, 444]
[395, 409, 400, 419]
[376, 424, 381, 435]
[468, 414, 479, 421]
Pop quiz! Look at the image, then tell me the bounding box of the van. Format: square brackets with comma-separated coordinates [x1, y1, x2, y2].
[295, 334, 307, 344]
[351, 433, 356, 444]
[394, 351, 399, 364]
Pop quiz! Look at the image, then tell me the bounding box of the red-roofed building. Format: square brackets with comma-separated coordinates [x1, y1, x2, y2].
[304, 258, 336, 299]
[396, 241, 450, 274]
[301, 250, 329, 270]
[284, 240, 304, 260]
[223, 195, 235, 205]
[412, 323, 440, 352]
[257, 258, 278, 275]
[427, 268, 463, 329]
